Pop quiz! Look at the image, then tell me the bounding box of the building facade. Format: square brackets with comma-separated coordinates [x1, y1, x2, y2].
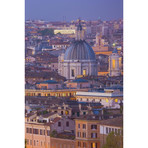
[76, 89, 123, 109]
[75, 117, 101, 148]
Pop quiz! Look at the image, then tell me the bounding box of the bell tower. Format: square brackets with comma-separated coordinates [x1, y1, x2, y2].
[109, 48, 121, 76]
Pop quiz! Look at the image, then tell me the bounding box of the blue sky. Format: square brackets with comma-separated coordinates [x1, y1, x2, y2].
[25, 0, 123, 21]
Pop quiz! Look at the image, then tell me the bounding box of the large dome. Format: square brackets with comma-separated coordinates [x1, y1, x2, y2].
[64, 40, 96, 61]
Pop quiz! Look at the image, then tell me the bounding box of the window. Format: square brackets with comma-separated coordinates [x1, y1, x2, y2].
[30, 128, 32, 133]
[106, 127, 108, 134]
[91, 133, 97, 138]
[106, 99, 109, 103]
[40, 129, 42, 135]
[83, 124, 86, 129]
[91, 125, 97, 130]
[78, 141, 81, 147]
[47, 130, 50, 136]
[77, 132, 81, 137]
[30, 140, 32, 145]
[78, 124, 80, 129]
[112, 128, 114, 132]
[115, 99, 118, 103]
[112, 59, 116, 69]
[109, 128, 112, 133]
[71, 69, 75, 77]
[65, 110, 69, 115]
[115, 129, 117, 134]
[26, 128, 29, 133]
[118, 129, 121, 135]
[66, 121, 69, 127]
[82, 132, 86, 138]
[37, 140, 39, 146]
[91, 143, 97, 148]
[34, 140, 36, 146]
[58, 122, 61, 127]
[83, 69, 86, 75]
[83, 142, 86, 147]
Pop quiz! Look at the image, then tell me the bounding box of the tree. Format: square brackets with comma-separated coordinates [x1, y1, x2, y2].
[102, 131, 123, 148]
[25, 139, 27, 148]
[50, 130, 58, 137]
[57, 32, 62, 35]
[38, 29, 54, 37]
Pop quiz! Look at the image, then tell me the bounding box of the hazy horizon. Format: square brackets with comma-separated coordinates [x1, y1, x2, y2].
[25, 0, 123, 22]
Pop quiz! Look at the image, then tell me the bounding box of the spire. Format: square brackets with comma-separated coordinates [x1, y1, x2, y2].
[76, 19, 84, 40]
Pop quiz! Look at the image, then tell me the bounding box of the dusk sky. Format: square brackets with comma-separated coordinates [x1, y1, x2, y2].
[25, 0, 123, 21]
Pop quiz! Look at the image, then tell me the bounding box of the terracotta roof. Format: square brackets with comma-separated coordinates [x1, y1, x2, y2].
[52, 117, 61, 123]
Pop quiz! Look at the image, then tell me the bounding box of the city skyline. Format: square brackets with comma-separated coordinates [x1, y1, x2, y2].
[25, 0, 123, 21]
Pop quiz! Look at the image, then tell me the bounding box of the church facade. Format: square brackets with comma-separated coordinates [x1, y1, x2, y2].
[58, 21, 98, 80]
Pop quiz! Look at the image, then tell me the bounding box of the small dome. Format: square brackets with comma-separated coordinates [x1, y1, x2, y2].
[64, 40, 96, 61]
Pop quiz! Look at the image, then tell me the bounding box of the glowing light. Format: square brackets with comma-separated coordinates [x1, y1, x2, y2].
[115, 99, 118, 102]
[106, 99, 109, 103]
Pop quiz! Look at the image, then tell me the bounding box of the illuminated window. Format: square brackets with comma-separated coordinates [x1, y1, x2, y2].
[91, 143, 97, 148]
[119, 57, 122, 67]
[112, 59, 116, 69]
[106, 99, 109, 103]
[115, 99, 118, 103]
[65, 110, 69, 115]
[83, 69, 86, 75]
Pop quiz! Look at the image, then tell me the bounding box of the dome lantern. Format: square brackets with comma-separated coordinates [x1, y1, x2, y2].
[76, 19, 85, 40]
